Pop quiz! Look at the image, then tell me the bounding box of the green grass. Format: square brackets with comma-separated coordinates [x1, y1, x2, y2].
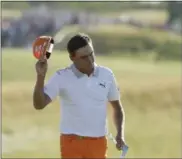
[102, 9, 167, 25]
[2, 9, 22, 19]
[2, 48, 181, 158]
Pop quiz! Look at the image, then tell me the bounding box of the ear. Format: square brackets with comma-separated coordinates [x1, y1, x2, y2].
[69, 54, 74, 61]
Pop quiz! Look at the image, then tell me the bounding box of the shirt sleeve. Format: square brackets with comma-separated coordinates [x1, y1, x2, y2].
[107, 72, 120, 101]
[43, 72, 62, 101]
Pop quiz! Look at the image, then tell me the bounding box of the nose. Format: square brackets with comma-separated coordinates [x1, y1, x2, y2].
[87, 55, 94, 63]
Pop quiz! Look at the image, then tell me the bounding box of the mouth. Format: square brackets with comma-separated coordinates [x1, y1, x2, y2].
[89, 63, 94, 68]
[85, 63, 94, 70]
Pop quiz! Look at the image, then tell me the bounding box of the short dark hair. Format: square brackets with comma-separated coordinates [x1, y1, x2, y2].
[67, 33, 91, 55]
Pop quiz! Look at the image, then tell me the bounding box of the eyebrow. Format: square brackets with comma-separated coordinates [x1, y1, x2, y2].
[89, 51, 94, 55]
[80, 51, 93, 58]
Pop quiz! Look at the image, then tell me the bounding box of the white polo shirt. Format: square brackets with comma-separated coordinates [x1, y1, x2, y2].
[44, 63, 120, 137]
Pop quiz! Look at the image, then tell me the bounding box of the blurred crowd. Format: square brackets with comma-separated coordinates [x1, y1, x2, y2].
[2, 5, 115, 48]
[2, 5, 78, 48]
[2, 5, 181, 48]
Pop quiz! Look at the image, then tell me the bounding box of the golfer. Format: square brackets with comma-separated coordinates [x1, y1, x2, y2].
[33, 33, 126, 158]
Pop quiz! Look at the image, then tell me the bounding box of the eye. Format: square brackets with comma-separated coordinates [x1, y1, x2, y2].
[80, 52, 93, 59]
[81, 55, 88, 59]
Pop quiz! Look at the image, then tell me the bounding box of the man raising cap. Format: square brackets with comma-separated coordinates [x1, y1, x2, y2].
[33, 33, 127, 158]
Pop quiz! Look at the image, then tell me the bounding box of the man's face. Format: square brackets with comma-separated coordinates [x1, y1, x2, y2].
[71, 43, 95, 71]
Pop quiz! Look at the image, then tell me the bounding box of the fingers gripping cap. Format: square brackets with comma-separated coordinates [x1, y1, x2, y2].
[46, 37, 54, 59]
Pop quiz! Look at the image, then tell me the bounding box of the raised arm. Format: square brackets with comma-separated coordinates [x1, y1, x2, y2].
[33, 60, 52, 109]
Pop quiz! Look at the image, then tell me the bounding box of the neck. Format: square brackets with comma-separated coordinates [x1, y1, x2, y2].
[77, 67, 94, 76]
